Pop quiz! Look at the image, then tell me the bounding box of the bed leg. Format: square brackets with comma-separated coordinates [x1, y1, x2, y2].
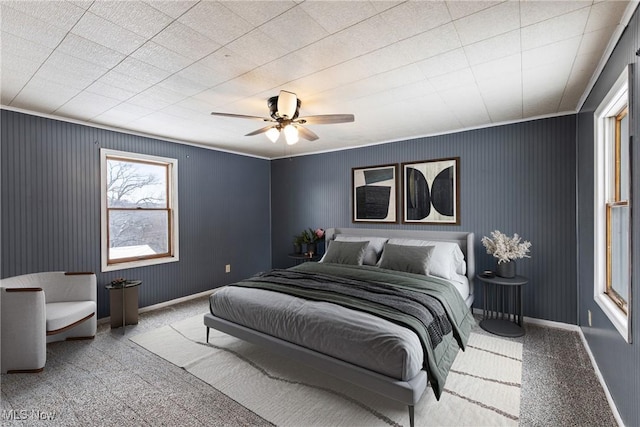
[206, 327, 210, 343]
[408, 405, 414, 427]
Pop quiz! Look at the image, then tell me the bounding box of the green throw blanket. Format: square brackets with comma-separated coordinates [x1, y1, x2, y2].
[229, 262, 475, 400]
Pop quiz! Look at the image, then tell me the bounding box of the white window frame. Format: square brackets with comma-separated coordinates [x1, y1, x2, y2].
[593, 65, 631, 343]
[100, 148, 179, 272]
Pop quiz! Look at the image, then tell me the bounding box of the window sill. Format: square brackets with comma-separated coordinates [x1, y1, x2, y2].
[594, 292, 630, 343]
[102, 256, 179, 272]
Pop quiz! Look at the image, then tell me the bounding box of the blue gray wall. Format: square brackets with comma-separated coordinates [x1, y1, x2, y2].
[271, 115, 577, 324]
[0, 109, 272, 318]
[577, 5, 639, 426]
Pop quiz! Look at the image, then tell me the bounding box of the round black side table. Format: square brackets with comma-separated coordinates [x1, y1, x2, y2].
[288, 253, 321, 265]
[476, 274, 528, 337]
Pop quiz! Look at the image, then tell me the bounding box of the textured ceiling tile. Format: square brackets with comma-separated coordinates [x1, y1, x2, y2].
[578, 25, 617, 56]
[259, 6, 330, 51]
[71, 12, 145, 55]
[57, 33, 126, 69]
[177, 62, 232, 87]
[440, 84, 491, 127]
[199, 47, 258, 83]
[522, 37, 581, 70]
[56, 91, 122, 119]
[98, 69, 155, 94]
[85, 81, 138, 102]
[111, 57, 172, 86]
[1, 5, 68, 48]
[11, 77, 80, 113]
[463, 29, 520, 66]
[300, 1, 379, 34]
[453, 1, 520, 45]
[430, 68, 476, 92]
[128, 85, 186, 110]
[89, 1, 174, 39]
[131, 41, 194, 73]
[152, 21, 221, 61]
[2, 0, 85, 30]
[224, 1, 297, 26]
[34, 51, 108, 90]
[521, 7, 589, 51]
[157, 73, 209, 97]
[0, 31, 52, 63]
[472, 53, 521, 82]
[178, 1, 253, 46]
[225, 29, 288, 67]
[378, 0, 452, 39]
[585, 1, 629, 33]
[144, 1, 198, 19]
[520, 0, 591, 27]
[445, 1, 502, 20]
[397, 23, 461, 62]
[416, 48, 469, 79]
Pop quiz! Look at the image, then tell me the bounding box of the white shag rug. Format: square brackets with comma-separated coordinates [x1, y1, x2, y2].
[131, 314, 522, 427]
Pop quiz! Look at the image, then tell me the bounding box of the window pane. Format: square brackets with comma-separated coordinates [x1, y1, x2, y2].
[107, 159, 167, 208]
[108, 210, 169, 260]
[619, 112, 630, 200]
[609, 204, 630, 305]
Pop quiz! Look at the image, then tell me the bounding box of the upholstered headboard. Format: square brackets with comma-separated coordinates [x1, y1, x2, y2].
[324, 228, 475, 304]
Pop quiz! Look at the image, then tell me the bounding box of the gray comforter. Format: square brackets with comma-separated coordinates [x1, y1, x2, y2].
[210, 262, 474, 400]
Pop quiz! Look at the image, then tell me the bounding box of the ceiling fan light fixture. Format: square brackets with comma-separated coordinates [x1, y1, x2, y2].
[284, 124, 299, 145]
[266, 127, 280, 143]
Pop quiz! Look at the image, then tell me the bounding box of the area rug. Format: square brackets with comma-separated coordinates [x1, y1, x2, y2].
[130, 314, 522, 426]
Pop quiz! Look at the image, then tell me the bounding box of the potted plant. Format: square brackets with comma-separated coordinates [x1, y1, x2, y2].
[481, 230, 531, 278]
[301, 228, 324, 255]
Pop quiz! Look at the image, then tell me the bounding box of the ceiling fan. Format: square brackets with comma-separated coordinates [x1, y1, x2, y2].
[210, 90, 354, 145]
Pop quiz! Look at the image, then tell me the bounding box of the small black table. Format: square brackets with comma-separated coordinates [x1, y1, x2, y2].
[288, 253, 321, 265]
[476, 274, 528, 337]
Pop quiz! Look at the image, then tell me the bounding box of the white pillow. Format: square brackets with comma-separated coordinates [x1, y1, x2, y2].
[334, 235, 388, 266]
[386, 238, 465, 280]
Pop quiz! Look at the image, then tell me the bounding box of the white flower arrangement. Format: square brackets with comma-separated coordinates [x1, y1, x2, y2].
[481, 230, 531, 264]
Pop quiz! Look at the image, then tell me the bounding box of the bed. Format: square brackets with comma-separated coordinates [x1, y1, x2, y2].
[204, 228, 475, 427]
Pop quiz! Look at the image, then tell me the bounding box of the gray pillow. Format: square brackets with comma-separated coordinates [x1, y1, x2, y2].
[320, 241, 369, 266]
[378, 243, 435, 275]
[335, 235, 388, 265]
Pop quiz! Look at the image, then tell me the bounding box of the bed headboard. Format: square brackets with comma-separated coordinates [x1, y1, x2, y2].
[325, 228, 475, 303]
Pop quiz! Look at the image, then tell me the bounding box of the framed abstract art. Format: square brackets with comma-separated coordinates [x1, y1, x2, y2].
[402, 157, 460, 225]
[352, 164, 398, 223]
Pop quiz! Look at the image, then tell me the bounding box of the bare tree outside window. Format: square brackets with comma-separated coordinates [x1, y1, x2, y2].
[106, 158, 171, 262]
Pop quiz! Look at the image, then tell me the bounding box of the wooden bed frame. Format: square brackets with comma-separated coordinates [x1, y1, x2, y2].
[204, 228, 475, 427]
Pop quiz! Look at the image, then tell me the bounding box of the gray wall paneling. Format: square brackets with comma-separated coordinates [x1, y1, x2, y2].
[576, 5, 640, 426]
[271, 115, 577, 324]
[0, 110, 272, 318]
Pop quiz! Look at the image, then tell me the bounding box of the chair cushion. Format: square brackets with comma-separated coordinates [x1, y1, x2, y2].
[46, 301, 96, 333]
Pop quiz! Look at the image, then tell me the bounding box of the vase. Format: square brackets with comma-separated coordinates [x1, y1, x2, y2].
[305, 242, 317, 255]
[496, 260, 515, 278]
[293, 243, 302, 254]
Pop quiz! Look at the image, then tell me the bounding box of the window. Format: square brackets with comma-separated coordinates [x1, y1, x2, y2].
[101, 149, 179, 272]
[594, 65, 632, 342]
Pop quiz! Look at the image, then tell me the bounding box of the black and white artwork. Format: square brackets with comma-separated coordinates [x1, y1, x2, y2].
[402, 157, 459, 225]
[352, 164, 398, 223]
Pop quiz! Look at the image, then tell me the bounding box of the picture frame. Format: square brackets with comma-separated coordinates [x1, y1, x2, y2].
[401, 157, 460, 225]
[352, 163, 398, 223]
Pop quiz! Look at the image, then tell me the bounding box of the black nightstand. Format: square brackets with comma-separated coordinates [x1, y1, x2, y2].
[476, 274, 528, 337]
[288, 253, 321, 265]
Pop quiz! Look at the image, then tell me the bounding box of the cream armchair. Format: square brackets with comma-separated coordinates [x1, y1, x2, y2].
[0, 271, 97, 373]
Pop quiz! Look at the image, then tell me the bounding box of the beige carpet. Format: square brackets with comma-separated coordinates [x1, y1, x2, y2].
[131, 314, 522, 427]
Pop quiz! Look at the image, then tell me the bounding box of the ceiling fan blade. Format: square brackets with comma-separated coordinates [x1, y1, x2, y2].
[245, 125, 277, 137]
[297, 114, 354, 125]
[211, 112, 270, 121]
[297, 126, 319, 141]
[277, 90, 298, 119]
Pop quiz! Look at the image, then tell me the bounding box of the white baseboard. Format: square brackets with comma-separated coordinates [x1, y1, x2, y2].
[471, 308, 581, 331]
[577, 328, 625, 427]
[97, 288, 216, 325]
